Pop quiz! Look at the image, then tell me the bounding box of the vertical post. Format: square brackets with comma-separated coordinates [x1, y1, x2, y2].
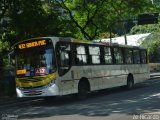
[124, 34, 127, 45]
[124, 20, 127, 45]
[109, 28, 112, 44]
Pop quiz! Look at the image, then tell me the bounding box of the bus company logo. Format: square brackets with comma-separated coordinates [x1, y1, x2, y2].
[18, 40, 46, 49]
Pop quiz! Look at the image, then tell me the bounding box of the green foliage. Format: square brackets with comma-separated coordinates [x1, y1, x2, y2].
[140, 27, 160, 62]
[130, 24, 160, 34]
[0, 0, 64, 45]
[0, 0, 157, 43]
[10, 0, 62, 41]
[53, 0, 154, 40]
[0, 40, 10, 74]
[131, 23, 160, 62]
[0, 0, 62, 69]
[99, 32, 117, 39]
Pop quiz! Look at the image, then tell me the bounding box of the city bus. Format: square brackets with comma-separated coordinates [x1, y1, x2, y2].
[12, 37, 150, 99]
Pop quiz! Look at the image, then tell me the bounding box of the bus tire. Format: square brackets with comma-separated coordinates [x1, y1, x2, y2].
[127, 75, 134, 90]
[77, 80, 89, 100]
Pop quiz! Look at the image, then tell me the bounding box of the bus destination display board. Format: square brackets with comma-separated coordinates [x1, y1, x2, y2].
[18, 40, 46, 49]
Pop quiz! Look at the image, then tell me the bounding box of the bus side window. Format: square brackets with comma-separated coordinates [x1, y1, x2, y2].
[113, 47, 124, 64]
[104, 47, 112, 64]
[75, 45, 87, 65]
[57, 42, 71, 76]
[133, 50, 140, 64]
[141, 50, 147, 64]
[124, 49, 133, 64]
[89, 46, 101, 64]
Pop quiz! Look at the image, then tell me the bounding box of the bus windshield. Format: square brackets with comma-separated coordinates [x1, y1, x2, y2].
[15, 46, 56, 77]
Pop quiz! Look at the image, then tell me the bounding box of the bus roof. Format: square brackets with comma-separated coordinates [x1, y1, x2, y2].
[12, 36, 146, 50]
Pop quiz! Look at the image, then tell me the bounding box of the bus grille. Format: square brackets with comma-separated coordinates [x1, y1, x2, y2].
[23, 90, 43, 96]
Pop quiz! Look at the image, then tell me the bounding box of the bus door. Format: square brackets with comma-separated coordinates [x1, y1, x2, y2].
[56, 42, 74, 95]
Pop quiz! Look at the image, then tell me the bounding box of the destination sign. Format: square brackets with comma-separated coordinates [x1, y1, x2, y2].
[18, 40, 46, 49]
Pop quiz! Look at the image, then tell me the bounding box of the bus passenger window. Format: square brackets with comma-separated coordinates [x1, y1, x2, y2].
[89, 46, 100, 64]
[141, 50, 147, 63]
[104, 47, 112, 64]
[113, 48, 123, 64]
[133, 50, 140, 64]
[76, 45, 87, 64]
[125, 49, 133, 64]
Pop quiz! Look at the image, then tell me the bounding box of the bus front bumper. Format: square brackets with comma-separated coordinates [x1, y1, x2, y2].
[16, 84, 59, 97]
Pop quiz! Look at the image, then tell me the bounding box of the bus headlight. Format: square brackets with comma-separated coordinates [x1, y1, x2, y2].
[16, 88, 23, 97]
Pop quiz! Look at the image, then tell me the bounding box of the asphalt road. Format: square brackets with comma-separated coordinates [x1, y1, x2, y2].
[0, 78, 160, 120]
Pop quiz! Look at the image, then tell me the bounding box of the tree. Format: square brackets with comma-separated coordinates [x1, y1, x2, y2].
[54, 0, 106, 40]
[0, 0, 64, 69]
[137, 24, 160, 62]
[0, 0, 65, 46]
[0, 0, 14, 21]
[142, 32, 160, 62]
[53, 0, 153, 40]
[130, 22, 160, 62]
[9, 0, 61, 42]
[130, 24, 160, 34]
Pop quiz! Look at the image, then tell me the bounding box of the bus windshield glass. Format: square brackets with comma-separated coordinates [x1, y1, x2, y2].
[15, 44, 56, 77]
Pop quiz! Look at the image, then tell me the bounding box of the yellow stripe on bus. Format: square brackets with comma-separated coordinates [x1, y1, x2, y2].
[16, 72, 57, 88]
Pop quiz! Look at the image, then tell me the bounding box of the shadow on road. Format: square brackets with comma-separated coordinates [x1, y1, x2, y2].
[2, 79, 160, 119]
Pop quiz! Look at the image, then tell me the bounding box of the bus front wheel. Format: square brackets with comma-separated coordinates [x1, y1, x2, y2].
[78, 81, 89, 100]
